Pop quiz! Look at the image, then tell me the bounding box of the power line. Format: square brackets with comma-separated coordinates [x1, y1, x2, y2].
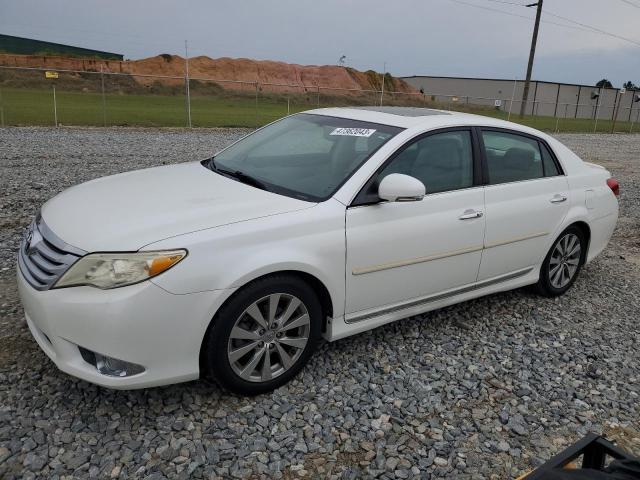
[477, 0, 530, 5]
[619, 0, 640, 8]
[542, 11, 640, 46]
[480, 0, 640, 46]
[452, 0, 640, 47]
[447, 0, 611, 34]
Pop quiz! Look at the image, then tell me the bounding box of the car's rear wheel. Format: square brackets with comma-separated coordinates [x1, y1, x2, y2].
[201, 275, 322, 395]
[536, 226, 586, 297]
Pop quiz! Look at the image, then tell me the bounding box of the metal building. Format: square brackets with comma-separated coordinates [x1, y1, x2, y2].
[402, 75, 640, 123]
[0, 34, 123, 61]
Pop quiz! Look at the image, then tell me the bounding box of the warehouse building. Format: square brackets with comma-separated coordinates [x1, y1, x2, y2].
[0, 34, 123, 60]
[402, 75, 640, 122]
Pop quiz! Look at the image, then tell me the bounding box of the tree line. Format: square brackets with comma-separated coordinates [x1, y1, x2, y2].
[595, 79, 638, 90]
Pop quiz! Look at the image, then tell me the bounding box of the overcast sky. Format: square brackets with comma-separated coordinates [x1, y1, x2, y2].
[1, 0, 639, 87]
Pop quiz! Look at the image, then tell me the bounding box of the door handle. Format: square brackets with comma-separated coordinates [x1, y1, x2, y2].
[459, 209, 483, 220]
[550, 194, 567, 203]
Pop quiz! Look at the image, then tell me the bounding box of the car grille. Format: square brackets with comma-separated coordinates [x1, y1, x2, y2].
[18, 216, 86, 291]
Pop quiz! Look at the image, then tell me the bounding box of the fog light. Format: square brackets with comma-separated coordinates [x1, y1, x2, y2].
[94, 352, 145, 377]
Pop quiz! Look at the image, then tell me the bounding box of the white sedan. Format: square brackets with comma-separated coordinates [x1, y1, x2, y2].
[17, 107, 619, 395]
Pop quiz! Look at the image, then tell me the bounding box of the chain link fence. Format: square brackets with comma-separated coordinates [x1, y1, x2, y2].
[1, 65, 639, 133]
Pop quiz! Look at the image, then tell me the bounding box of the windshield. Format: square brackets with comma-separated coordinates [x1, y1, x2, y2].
[210, 114, 403, 201]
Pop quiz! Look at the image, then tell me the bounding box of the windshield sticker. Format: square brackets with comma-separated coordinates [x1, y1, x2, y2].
[330, 127, 376, 137]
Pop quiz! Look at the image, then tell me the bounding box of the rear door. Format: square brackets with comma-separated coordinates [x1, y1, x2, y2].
[478, 128, 569, 281]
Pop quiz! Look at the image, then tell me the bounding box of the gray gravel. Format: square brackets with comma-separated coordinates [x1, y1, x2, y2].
[1, 127, 639, 479]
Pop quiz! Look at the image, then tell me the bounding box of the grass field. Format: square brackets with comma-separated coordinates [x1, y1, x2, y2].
[1, 87, 639, 133]
[0, 88, 310, 128]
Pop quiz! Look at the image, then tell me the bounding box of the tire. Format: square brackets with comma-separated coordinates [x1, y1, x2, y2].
[535, 226, 586, 297]
[201, 274, 322, 395]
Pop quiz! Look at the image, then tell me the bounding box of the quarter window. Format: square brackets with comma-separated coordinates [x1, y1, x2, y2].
[482, 131, 543, 184]
[540, 142, 561, 176]
[377, 130, 474, 194]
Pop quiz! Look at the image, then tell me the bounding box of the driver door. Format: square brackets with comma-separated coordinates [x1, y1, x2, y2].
[345, 129, 485, 319]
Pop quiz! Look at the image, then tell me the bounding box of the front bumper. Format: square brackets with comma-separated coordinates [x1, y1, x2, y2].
[17, 268, 234, 389]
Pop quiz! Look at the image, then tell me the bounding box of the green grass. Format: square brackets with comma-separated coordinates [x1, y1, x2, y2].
[1, 87, 638, 133]
[454, 106, 639, 134]
[0, 88, 314, 128]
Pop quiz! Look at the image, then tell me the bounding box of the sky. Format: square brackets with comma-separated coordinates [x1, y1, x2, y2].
[1, 0, 639, 87]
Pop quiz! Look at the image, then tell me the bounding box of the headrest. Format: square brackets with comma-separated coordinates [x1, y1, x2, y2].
[503, 147, 535, 170]
[415, 137, 462, 168]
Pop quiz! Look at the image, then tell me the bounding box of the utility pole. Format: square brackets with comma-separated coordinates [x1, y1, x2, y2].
[184, 40, 192, 128]
[519, 0, 543, 118]
[611, 89, 624, 133]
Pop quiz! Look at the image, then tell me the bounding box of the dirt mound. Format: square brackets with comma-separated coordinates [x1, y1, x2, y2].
[0, 53, 416, 94]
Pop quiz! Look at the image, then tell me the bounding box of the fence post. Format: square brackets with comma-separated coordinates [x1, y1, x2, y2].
[316, 85, 320, 108]
[0, 87, 4, 127]
[507, 78, 517, 121]
[100, 66, 107, 127]
[52, 85, 58, 127]
[631, 108, 639, 133]
[379, 64, 385, 106]
[255, 82, 259, 126]
[184, 40, 192, 128]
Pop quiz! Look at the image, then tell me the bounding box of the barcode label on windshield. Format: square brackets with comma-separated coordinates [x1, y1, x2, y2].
[330, 127, 376, 137]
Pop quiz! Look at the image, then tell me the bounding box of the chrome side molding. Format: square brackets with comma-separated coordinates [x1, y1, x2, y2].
[352, 245, 484, 276]
[345, 267, 534, 324]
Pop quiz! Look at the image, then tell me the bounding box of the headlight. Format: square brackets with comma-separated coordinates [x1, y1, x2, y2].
[54, 250, 187, 289]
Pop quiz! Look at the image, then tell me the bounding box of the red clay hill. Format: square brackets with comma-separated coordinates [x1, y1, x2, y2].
[0, 53, 417, 94]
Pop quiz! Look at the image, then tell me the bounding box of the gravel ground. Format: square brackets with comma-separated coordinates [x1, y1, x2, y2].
[1, 127, 639, 480]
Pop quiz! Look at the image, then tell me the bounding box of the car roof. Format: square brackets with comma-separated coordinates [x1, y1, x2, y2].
[305, 106, 545, 137]
[351, 106, 450, 117]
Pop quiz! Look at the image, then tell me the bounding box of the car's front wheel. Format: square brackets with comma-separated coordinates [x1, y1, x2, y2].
[536, 226, 586, 297]
[201, 275, 322, 395]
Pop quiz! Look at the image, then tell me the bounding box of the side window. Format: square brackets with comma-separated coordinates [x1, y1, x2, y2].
[540, 142, 560, 176]
[482, 131, 543, 184]
[378, 130, 474, 194]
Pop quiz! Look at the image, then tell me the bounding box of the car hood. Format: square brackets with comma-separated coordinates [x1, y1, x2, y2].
[41, 162, 314, 252]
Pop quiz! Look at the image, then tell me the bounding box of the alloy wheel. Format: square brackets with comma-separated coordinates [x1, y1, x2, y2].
[227, 293, 310, 383]
[548, 233, 581, 289]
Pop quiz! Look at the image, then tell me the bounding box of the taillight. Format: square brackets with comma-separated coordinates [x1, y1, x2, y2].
[607, 178, 619, 197]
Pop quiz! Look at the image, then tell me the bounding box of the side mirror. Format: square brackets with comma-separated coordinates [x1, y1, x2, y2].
[378, 173, 425, 202]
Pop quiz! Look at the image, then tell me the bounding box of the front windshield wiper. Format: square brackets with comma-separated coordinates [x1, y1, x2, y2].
[208, 157, 270, 192]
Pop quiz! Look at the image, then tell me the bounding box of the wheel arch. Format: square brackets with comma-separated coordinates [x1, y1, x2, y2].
[570, 220, 591, 261]
[227, 264, 338, 320]
[198, 269, 335, 376]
